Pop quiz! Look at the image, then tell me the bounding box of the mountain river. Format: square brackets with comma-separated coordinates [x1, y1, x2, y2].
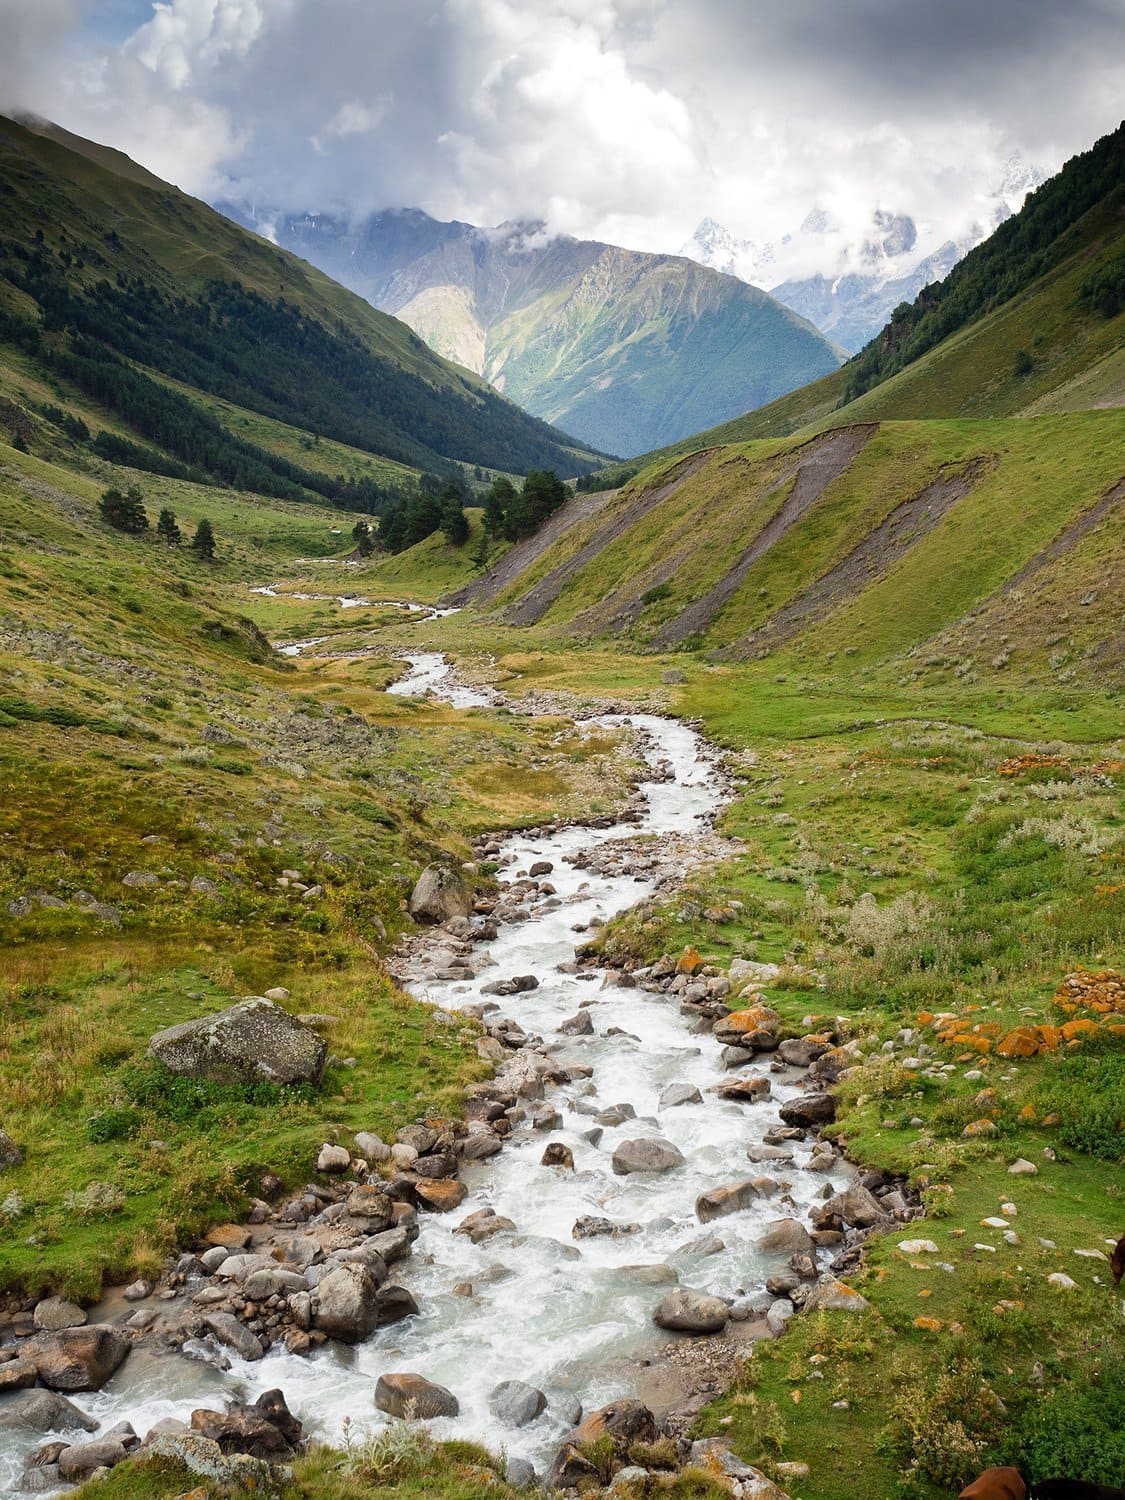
[0, 650, 854, 1489]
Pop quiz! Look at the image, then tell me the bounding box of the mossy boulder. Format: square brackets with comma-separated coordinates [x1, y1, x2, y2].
[148, 997, 326, 1085]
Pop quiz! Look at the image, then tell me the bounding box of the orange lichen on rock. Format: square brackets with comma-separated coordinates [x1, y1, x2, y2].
[913, 1316, 944, 1331]
[677, 946, 703, 974]
[962, 1119, 999, 1138]
[996, 753, 1071, 778]
[997, 1027, 1041, 1058]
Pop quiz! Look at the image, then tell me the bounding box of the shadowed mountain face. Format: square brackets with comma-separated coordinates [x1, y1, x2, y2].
[229, 208, 843, 458]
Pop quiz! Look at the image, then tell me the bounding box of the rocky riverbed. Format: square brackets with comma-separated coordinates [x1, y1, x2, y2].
[0, 652, 924, 1496]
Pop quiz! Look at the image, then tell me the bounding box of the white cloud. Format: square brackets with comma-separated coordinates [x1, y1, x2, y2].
[1, 0, 1121, 259]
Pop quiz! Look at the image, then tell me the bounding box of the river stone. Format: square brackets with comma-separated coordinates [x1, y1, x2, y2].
[653, 1289, 729, 1333]
[765, 1299, 795, 1337]
[718, 1075, 772, 1103]
[375, 1373, 459, 1419]
[32, 1298, 87, 1332]
[0, 1358, 38, 1393]
[27, 1326, 130, 1390]
[621, 1264, 679, 1286]
[573, 1399, 657, 1449]
[803, 1276, 870, 1313]
[0, 1391, 98, 1433]
[759, 1219, 816, 1257]
[811, 1185, 886, 1230]
[316, 1144, 351, 1173]
[778, 1093, 836, 1127]
[573, 1216, 640, 1240]
[414, 1177, 467, 1212]
[696, 1180, 760, 1223]
[541, 1142, 575, 1169]
[505, 1457, 539, 1487]
[659, 1082, 703, 1108]
[596, 1103, 636, 1127]
[409, 864, 471, 924]
[354, 1131, 391, 1163]
[202, 1313, 265, 1362]
[148, 997, 326, 1085]
[313, 1263, 382, 1342]
[611, 1137, 685, 1175]
[559, 1010, 594, 1036]
[344, 1185, 394, 1229]
[489, 1380, 548, 1427]
[778, 1037, 831, 1067]
[56, 1441, 128, 1481]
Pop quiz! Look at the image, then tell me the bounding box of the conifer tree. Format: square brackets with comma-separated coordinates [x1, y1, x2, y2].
[351, 519, 374, 556]
[191, 517, 216, 560]
[98, 484, 149, 534]
[440, 490, 470, 545]
[156, 507, 182, 545]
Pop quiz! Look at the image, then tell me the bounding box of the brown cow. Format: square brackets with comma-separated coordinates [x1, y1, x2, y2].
[1111, 1232, 1124, 1286]
[960, 1469, 1029, 1500]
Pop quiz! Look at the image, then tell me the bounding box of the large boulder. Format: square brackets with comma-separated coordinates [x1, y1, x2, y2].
[489, 1380, 548, 1427]
[201, 1313, 265, 1362]
[759, 1219, 816, 1258]
[611, 1137, 686, 1175]
[802, 1276, 870, 1313]
[811, 1185, 887, 1230]
[572, 1399, 657, 1449]
[778, 1093, 836, 1127]
[148, 997, 326, 1086]
[312, 1263, 383, 1343]
[653, 1289, 729, 1333]
[0, 1391, 98, 1433]
[32, 1298, 87, 1332]
[26, 1325, 130, 1391]
[696, 1180, 760, 1223]
[191, 1390, 303, 1458]
[374, 1373, 459, 1419]
[56, 1441, 129, 1481]
[409, 865, 472, 925]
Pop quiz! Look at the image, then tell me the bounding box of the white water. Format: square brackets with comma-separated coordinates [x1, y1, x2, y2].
[0, 653, 848, 1489]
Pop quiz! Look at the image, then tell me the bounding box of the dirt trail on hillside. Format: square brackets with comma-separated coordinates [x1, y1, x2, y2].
[997, 476, 1124, 596]
[494, 450, 715, 626]
[450, 485, 622, 606]
[651, 425, 875, 647]
[728, 455, 994, 658]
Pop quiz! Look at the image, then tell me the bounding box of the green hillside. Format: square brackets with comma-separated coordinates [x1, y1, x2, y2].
[0, 115, 605, 491]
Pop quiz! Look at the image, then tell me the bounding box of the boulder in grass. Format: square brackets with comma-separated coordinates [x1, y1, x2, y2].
[408, 865, 471, 925]
[148, 997, 326, 1086]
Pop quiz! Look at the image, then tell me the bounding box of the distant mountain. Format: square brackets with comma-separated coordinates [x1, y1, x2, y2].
[225, 207, 843, 458]
[0, 114, 604, 493]
[680, 153, 1047, 352]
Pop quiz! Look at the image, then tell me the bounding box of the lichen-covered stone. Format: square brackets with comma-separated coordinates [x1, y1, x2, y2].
[148, 997, 326, 1085]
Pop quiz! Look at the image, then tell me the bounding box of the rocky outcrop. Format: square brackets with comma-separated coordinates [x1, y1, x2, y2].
[148, 997, 326, 1085]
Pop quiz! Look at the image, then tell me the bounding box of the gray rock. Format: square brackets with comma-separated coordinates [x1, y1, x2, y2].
[659, 1082, 703, 1108]
[0, 1359, 38, 1393]
[312, 1262, 382, 1343]
[0, 1391, 98, 1433]
[778, 1037, 831, 1067]
[559, 1010, 594, 1036]
[122, 1280, 152, 1302]
[354, 1132, 391, 1163]
[505, 1456, 538, 1487]
[32, 1298, 87, 1332]
[145, 1433, 275, 1490]
[122, 871, 159, 888]
[802, 1276, 870, 1313]
[316, 1144, 351, 1173]
[766, 1299, 795, 1336]
[653, 1289, 729, 1333]
[811, 1185, 887, 1230]
[572, 1216, 640, 1240]
[759, 1219, 816, 1257]
[190, 877, 219, 895]
[620, 1264, 679, 1285]
[611, 1137, 685, 1175]
[0, 1130, 23, 1169]
[409, 865, 472, 924]
[779, 1093, 836, 1127]
[57, 1441, 128, 1480]
[149, 997, 326, 1085]
[202, 1313, 265, 1361]
[489, 1380, 548, 1427]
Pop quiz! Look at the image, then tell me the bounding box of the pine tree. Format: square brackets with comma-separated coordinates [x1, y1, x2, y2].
[156, 507, 182, 545]
[98, 484, 149, 534]
[483, 476, 515, 538]
[440, 491, 470, 546]
[191, 517, 216, 560]
[351, 519, 374, 557]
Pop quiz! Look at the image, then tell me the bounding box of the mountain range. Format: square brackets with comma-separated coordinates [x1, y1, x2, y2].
[680, 153, 1046, 351]
[225, 206, 843, 457]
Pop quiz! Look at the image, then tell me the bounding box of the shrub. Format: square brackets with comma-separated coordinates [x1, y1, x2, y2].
[1020, 1361, 1125, 1485]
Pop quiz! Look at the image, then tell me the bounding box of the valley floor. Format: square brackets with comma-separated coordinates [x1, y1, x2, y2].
[0, 440, 1121, 1500]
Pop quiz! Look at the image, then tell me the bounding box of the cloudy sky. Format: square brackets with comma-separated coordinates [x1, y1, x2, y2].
[1, 0, 1123, 267]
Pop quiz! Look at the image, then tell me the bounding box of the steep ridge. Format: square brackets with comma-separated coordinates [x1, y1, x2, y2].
[236, 207, 843, 456]
[0, 115, 604, 485]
